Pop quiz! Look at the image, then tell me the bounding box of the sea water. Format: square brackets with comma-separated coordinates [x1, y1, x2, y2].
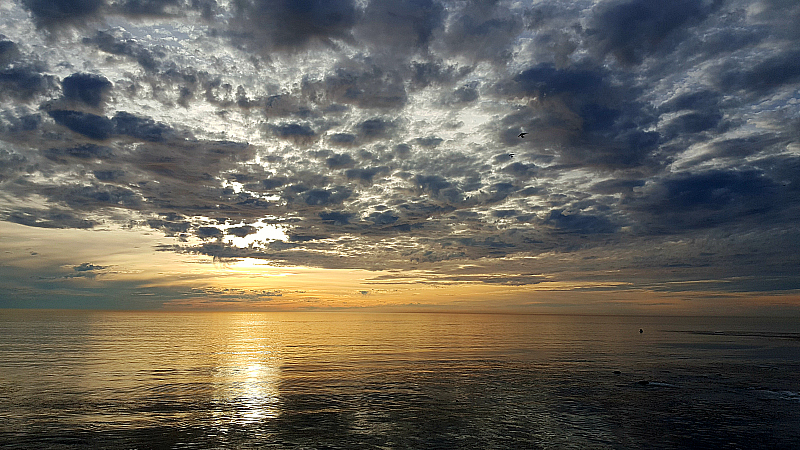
[1, 310, 799, 449]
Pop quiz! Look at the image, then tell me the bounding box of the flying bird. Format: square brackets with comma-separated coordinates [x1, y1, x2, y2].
[518, 132, 528, 138]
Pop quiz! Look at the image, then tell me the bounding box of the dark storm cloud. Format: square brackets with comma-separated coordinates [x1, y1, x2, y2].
[587, 0, 719, 65]
[0, 39, 20, 66]
[501, 162, 537, 180]
[111, 112, 174, 142]
[303, 65, 408, 110]
[44, 144, 114, 162]
[591, 179, 645, 195]
[47, 110, 114, 140]
[414, 136, 443, 148]
[260, 177, 289, 190]
[368, 210, 398, 225]
[263, 94, 317, 119]
[357, 118, 395, 140]
[633, 169, 784, 231]
[232, 0, 359, 52]
[345, 166, 389, 184]
[0, 148, 30, 182]
[547, 209, 617, 234]
[0, 39, 54, 101]
[409, 61, 472, 90]
[325, 153, 355, 169]
[662, 112, 724, 139]
[510, 64, 604, 99]
[357, 0, 446, 52]
[301, 187, 351, 206]
[147, 217, 190, 235]
[93, 169, 126, 181]
[226, 225, 256, 237]
[319, 211, 352, 225]
[659, 90, 722, 114]
[197, 226, 222, 238]
[4, 208, 97, 229]
[112, 0, 180, 16]
[440, 0, 523, 64]
[1, 112, 42, 134]
[328, 133, 357, 146]
[271, 123, 317, 144]
[46, 110, 174, 142]
[21, 0, 105, 29]
[701, 135, 786, 163]
[716, 49, 800, 96]
[412, 174, 452, 197]
[497, 63, 659, 170]
[45, 184, 142, 210]
[61, 73, 113, 108]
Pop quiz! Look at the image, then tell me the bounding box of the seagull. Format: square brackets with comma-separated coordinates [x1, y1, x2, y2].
[518, 132, 528, 138]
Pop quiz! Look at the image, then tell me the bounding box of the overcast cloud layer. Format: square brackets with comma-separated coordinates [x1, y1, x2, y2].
[1, 0, 799, 308]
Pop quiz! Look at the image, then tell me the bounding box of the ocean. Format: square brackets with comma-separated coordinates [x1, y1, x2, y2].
[1, 310, 799, 449]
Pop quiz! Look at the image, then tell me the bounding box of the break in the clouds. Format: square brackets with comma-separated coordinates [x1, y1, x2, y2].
[1, 0, 800, 308]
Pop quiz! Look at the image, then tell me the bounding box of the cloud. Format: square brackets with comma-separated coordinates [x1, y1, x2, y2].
[319, 211, 352, 225]
[303, 65, 408, 110]
[496, 62, 660, 170]
[112, 111, 174, 142]
[112, 0, 181, 17]
[4, 208, 97, 229]
[716, 49, 800, 96]
[586, 0, 719, 65]
[547, 209, 618, 234]
[357, 0, 446, 53]
[45, 109, 175, 142]
[631, 169, 785, 232]
[439, 0, 523, 64]
[232, 0, 360, 53]
[328, 133, 357, 146]
[45, 144, 114, 162]
[21, 0, 105, 29]
[357, 117, 396, 139]
[345, 166, 389, 184]
[61, 73, 113, 108]
[1, 0, 800, 306]
[82, 30, 163, 72]
[47, 110, 115, 140]
[0, 41, 55, 101]
[73, 262, 107, 271]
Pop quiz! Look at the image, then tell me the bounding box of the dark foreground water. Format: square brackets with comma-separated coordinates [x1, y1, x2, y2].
[1, 311, 799, 449]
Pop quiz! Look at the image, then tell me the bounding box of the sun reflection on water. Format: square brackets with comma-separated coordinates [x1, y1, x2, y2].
[215, 361, 281, 424]
[207, 315, 283, 426]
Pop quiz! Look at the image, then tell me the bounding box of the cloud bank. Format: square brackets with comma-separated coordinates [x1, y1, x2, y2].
[1, 0, 799, 303]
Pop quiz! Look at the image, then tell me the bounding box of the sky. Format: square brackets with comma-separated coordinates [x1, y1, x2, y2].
[1, 0, 799, 314]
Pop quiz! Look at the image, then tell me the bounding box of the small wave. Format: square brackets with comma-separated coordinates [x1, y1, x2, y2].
[755, 390, 800, 402]
[635, 380, 676, 388]
[667, 330, 800, 341]
[146, 382, 212, 394]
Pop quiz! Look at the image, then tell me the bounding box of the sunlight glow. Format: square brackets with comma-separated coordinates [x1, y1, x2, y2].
[223, 222, 289, 248]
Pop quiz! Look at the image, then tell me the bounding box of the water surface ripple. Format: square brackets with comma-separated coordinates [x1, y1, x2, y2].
[1, 311, 799, 449]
